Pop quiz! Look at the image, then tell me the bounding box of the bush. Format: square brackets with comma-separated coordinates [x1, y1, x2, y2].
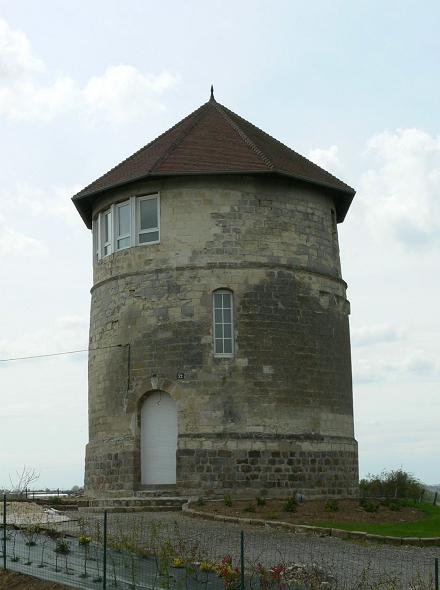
[223, 494, 232, 507]
[360, 498, 379, 513]
[196, 496, 205, 506]
[244, 504, 256, 513]
[325, 499, 339, 512]
[359, 469, 424, 500]
[283, 497, 298, 513]
[256, 495, 266, 506]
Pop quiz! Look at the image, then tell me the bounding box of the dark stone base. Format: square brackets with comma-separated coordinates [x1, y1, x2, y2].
[177, 436, 358, 498]
[85, 434, 358, 499]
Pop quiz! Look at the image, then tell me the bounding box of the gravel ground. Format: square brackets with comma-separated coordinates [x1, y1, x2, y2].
[52, 511, 439, 589]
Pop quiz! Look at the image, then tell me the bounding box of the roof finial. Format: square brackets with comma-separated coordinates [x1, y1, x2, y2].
[210, 85, 215, 101]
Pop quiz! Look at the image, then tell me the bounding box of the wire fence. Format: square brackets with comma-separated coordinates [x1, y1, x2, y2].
[0, 495, 439, 590]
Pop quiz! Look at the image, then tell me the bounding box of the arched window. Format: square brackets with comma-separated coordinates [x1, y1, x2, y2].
[213, 290, 234, 357]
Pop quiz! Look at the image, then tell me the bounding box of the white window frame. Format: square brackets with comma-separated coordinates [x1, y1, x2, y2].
[92, 217, 100, 262]
[213, 289, 234, 358]
[137, 194, 160, 246]
[115, 200, 131, 251]
[101, 208, 113, 257]
[92, 193, 160, 262]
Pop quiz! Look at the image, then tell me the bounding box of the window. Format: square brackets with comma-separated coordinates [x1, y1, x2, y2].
[116, 201, 131, 250]
[101, 208, 112, 256]
[138, 195, 160, 244]
[92, 194, 160, 260]
[213, 290, 234, 357]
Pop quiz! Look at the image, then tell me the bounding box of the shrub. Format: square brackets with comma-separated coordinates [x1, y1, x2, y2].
[50, 496, 62, 506]
[199, 560, 218, 573]
[243, 504, 256, 513]
[256, 495, 266, 506]
[283, 497, 297, 513]
[196, 496, 205, 506]
[360, 499, 379, 513]
[171, 557, 185, 568]
[359, 469, 424, 500]
[325, 499, 339, 512]
[223, 494, 232, 507]
[55, 539, 70, 554]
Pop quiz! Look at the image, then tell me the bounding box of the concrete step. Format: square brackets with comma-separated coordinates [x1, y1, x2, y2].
[79, 496, 188, 513]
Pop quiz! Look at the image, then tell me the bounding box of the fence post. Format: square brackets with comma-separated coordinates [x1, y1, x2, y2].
[435, 557, 439, 590]
[434, 492, 438, 507]
[240, 530, 245, 590]
[102, 510, 107, 590]
[3, 494, 6, 571]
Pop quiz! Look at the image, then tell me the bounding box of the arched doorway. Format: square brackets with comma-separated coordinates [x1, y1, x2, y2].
[140, 391, 177, 485]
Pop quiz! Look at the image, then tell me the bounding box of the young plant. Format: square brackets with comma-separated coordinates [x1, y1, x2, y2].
[23, 523, 41, 565]
[283, 496, 297, 513]
[54, 538, 70, 573]
[216, 555, 240, 590]
[324, 499, 339, 512]
[223, 495, 233, 507]
[79, 534, 92, 578]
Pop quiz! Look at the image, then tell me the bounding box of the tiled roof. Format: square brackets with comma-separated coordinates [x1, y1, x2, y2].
[73, 94, 355, 227]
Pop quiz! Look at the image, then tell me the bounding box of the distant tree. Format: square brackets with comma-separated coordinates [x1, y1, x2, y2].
[9, 466, 40, 495]
[360, 468, 424, 500]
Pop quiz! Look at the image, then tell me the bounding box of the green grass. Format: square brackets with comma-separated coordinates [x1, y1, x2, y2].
[314, 503, 440, 538]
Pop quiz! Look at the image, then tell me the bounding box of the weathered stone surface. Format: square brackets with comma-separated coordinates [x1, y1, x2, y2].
[85, 174, 358, 498]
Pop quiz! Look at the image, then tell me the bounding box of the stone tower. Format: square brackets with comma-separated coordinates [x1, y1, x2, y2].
[73, 92, 358, 499]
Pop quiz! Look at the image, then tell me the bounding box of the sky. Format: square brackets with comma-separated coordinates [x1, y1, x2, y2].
[0, 0, 439, 489]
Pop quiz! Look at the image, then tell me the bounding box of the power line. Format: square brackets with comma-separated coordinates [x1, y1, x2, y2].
[0, 344, 127, 363]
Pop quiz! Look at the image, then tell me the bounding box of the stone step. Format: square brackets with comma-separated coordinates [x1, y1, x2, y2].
[134, 485, 181, 498]
[79, 496, 187, 513]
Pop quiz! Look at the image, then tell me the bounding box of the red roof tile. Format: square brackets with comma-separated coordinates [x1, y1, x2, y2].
[73, 95, 355, 227]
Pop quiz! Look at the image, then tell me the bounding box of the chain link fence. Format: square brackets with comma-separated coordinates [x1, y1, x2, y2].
[1, 495, 439, 590]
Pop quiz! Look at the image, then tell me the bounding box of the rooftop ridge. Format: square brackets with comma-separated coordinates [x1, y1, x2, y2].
[213, 101, 275, 171]
[221, 104, 354, 194]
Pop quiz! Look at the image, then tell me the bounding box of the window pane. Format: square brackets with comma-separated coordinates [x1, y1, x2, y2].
[104, 244, 111, 256]
[215, 324, 223, 338]
[140, 198, 157, 230]
[117, 236, 130, 250]
[139, 230, 159, 243]
[223, 340, 232, 354]
[214, 309, 222, 323]
[214, 293, 222, 308]
[223, 324, 232, 339]
[104, 212, 111, 242]
[118, 203, 130, 236]
[222, 294, 231, 308]
[215, 339, 224, 354]
[223, 309, 231, 323]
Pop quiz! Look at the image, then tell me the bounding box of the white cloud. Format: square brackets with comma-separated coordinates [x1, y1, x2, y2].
[83, 65, 179, 123]
[1, 183, 84, 226]
[0, 18, 43, 80]
[308, 145, 341, 172]
[0, 18, 179, 122]
[352, 323, 404, 346]
[0, 215, 46, 257]
[0, 315, 88, 359]
[353, 348, 438, 384]
[359, 128, 440, 248]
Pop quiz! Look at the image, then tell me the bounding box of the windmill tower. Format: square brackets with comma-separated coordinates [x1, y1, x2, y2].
[73, 91, 358, 499]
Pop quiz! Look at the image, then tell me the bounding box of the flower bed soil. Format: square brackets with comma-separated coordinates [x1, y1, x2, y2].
[0, 570, 73, 589]
[196, 498, 423, 525]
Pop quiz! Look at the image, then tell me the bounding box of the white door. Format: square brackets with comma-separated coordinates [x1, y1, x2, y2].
[141, 392, 177, 485]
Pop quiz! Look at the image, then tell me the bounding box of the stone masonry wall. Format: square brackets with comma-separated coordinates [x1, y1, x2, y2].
[85, 175, 358, 498]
